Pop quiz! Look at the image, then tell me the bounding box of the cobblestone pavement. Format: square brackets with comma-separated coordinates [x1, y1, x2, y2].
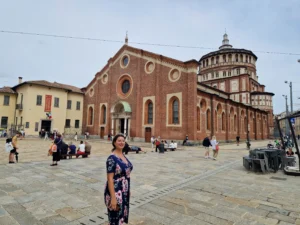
[0, 138, 300, 225]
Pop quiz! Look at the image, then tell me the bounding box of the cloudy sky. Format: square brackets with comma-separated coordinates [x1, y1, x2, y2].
[0, 0, 299, 114]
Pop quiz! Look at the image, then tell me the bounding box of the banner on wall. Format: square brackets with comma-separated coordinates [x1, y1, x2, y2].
[44, 95, 52, 112]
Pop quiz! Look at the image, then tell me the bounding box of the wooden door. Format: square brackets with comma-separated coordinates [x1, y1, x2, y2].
[145, 127, 151, 142]
[100, 127, 104, 139]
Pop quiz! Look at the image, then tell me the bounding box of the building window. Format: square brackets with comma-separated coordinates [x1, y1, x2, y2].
[223, 71, 226, 77]
[123, 56, 129, 67]
[246, 55, 248, 63]
[234, 115, 237, 131]
[76, 101, 80, 110]
[65, 119, 71, 128]
[206, 109, 211, 130]
[67, 100, 72, 109]
[212, 73, 214, 79]
[35, 122, 39, 132]
[101, 105, 107, 124]
[20, 116, 23, 126]
[216, 71, 219, 78]
[197, 107, 200, 131]
[3, 95, 10, 105]
[235, 54, 238, 62]
[229, 54, 232, 62]
[122, 80, 130, 94]
[223, 55, 226, 62]
[172, 100, 179, 124]
[222, 112, 225, 131]
[216, 56, 219, 64]
[1, 117, 8, 128]
[75, 120, 80, 128]
[25, 122, 29, 128]
[211, 57, 214, 65]
[88, 106, 93, 125]
[229, 71, 231, 76]
[240, 54, 243, 62]
[237, 69, 240, 75]
[36, 95, 42, 106]
[148, 102, 153, 124]
[54, 97, 59, 107]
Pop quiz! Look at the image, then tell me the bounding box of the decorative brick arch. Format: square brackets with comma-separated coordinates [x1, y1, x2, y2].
[88, 106, 94, 125]
[222, 112, 225, 131]
[206, 109, 211, 131]
[100, 105, 107, 124]
[230, 107, 234, 132]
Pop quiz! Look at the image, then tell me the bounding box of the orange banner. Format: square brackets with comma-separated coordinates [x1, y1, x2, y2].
[45, 95, 52, 112]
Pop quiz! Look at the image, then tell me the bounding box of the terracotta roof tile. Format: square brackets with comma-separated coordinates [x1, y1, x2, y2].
[0, 86, 15, 94]
[13, 80, 84, 94]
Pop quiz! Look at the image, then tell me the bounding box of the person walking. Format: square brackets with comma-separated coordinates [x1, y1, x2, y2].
[51, 134, 62, 166]
[155, 138, 160, 152]
[151, 136, 154, 149]
[44, 131, 49, 141]
[182, 135, 189, 146]
[74, 132, 78, 142]
[203, 134, 211, 159]
[210, 136, 219, 160]
[104, 134, 133, 225]
[236, 136, 240, 146]
[9, 132, 21, 163]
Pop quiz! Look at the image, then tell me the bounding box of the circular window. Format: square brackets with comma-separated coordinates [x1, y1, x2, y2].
[89, 88, 94, 97]
[122, 80, 130, 94]
[120, 54, 130, 68]
[145, 61, 155, 74]
[168, 68, 181, 82]
[102, 74, 108, 84]
[116, 74, 133, 99]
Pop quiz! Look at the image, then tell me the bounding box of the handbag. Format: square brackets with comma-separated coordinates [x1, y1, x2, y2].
[5, 142, 14, 153]
[215, 144, 219, 151]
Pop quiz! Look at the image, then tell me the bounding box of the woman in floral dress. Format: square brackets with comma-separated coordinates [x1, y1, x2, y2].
[104, 134, 133, 225]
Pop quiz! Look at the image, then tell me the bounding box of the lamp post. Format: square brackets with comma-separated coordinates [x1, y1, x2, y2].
[283, 95, 289, 136]
[285, 81, 293, 114]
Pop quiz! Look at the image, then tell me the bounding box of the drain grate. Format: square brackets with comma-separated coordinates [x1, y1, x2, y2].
[270, 177, 287, 180]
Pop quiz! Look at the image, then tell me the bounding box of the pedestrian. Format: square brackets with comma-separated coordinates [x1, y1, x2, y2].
[76, 141, 86, 158]
[155, 138, 160, 152]
[9, 132, 21, 163]
[108, 133, 111, 141]
[298, 134, 300, 140]
[151, 136, 154, 149]
[74, 132, 78, 141]
[51, 134, 62, 166]
[236, 136, 240, 146]
[104, 134, 133, 225]
[210, 136, 219, 160]
[182, 135, 188, 145]
[44, 131, 49, 140]
[203, 134, 212, 159]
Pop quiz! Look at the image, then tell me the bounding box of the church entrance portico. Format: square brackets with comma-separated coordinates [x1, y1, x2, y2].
[111, 101, 132, 138]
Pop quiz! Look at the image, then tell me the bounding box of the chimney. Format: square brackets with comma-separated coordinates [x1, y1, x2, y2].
[18, 77, 23, 84]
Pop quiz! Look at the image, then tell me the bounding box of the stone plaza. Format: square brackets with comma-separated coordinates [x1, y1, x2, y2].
[0, 138, 300, 225]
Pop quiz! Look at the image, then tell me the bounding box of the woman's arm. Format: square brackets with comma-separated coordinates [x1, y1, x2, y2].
[107, 173, 118, 210]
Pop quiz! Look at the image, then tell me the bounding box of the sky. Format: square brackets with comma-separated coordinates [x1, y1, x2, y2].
[0, 0, 299, 114]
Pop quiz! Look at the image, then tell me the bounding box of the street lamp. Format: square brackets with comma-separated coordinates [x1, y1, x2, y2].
[285, 81, 293, 113]
[283, 95, 289, 136]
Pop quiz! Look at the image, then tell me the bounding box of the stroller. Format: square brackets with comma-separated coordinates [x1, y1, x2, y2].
[6, 138, 19, 163]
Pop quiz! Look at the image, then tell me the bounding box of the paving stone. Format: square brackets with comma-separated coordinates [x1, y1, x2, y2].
[0, 207, 8, 216]
[250, 199, 282, 208]
[132, 208, 173, 224]
[55, 207, 84, 221]
[224, 196, 259, 208]
[0, 216, 19, 225]
[278, 221, 296, 225]
[267, 212, 296, 224]
[282, 205, 300, 213]
[40, 215, 70, 225]
[195, 211, 234, 225]
[234, 219, 257, 225]
[243, 212, 278, 225]
[238, 205, 269, 217]
[296, 219, 300, 225]
[258, 204, 290, 216]
[3, 203, 43, 225]
[0, 184, 20, 192]
[0, 196, 18, 205]
[290, 212, 300, 219]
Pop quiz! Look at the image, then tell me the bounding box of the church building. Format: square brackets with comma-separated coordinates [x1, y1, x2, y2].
[83, 34, 274, 142]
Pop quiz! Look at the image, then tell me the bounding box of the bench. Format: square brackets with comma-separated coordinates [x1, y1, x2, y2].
[61, 152, 90, 159]
[164, 147, 176, 151]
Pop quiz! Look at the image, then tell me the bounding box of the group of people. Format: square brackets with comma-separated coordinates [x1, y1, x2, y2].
[202, 135, 219, 160]
[150, 136, 177, 152]
[47, 133, 91, 166]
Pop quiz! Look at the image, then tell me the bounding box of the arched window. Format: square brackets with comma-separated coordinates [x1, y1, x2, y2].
[148, 102, 153, 124]
[223, 55, 226, 62]
[222, 112, 225, 131]
[211, 57, 215, 65]
[215, 110, 218, 132]
[236, 54, 239, 62]
[144, 100, 153, 124]
[234, 114, 237, 132]
[197, 107, 200, 131]
[172, 100, 179, 124]
[101, 105, 106, 124]
[206, 109, 211, 130]
[216, 56, 219, 64]
[223, 71, 226, 77]
[244, 117, 247, 133]
[88, 106, 93, 125]
[168, 97, 180, 124]
[229, 54, 232, 62]
[240, 54, 243, 62]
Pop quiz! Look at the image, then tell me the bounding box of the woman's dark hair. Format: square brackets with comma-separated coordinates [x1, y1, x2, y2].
[112, 134, 126, 152]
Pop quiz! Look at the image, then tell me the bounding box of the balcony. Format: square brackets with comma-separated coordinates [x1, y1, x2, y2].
[16, 104, 23, 110]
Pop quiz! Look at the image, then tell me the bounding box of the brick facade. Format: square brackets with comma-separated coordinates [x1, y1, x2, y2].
[82, 43, 270, 142]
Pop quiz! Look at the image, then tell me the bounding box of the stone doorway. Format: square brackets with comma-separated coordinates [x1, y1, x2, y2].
[111, 101, 132, 138]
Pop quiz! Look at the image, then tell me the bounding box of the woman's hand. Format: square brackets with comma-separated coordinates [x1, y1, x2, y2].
[110, 197, 118, 211]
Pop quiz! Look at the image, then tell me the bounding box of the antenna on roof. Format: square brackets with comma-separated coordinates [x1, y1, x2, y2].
[125, 31, 128, 45]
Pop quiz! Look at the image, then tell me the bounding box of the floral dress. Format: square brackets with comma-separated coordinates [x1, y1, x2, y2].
[104, 154, 133, 225]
